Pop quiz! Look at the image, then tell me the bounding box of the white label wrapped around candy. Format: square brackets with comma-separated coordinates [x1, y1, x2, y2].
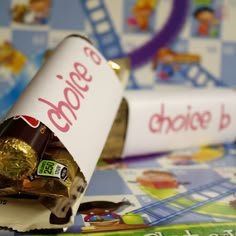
[1, 34, 123, 232]
[122, 88, 236, 157]
[6, 35, 123, 183]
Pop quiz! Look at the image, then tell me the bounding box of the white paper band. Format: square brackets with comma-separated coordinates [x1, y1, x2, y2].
[122, 88, 236, 157]
[5, 35, 123, 183]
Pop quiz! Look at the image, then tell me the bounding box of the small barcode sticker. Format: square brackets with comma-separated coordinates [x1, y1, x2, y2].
[37, 160, 68, 180]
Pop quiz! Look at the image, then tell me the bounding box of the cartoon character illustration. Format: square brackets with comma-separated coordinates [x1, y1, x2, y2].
[78, 199, 149, 232]
[152, 48, 177, 80]
[136, 170, 180, 189]
[152, 48, 200, 80]
[79, 200, 128, 224]
[11, 0, 51, 25]
[79, 200, 136, 231]
[193, 6, 220, 37]
[127, 0, 157, 31]
[0, 41, 27, 76]
[10, 4, 28, 23]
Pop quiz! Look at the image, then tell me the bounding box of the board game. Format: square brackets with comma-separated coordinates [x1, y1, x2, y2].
[66, 144, 236, 235]
[1, 144, 235, 235]
[0, 1, 236, 235]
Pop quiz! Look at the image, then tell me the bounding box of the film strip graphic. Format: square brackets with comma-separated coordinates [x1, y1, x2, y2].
[131, 178, 236, 226]
[80, 0, 125, 60]
[80, 0, 139, 88]
[80, 0, 227, 88]
[179, 63, 228, 87]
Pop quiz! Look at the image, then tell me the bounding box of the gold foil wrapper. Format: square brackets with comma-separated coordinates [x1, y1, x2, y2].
[108, 57, 131, 88]
[0, 144, 87, 219]
[0, 138, 38, 180]
[0, 117, 86, 218]
[100, 98, 128, 159]
[22, 148, 79, 198]
[100, 57, 130, 159]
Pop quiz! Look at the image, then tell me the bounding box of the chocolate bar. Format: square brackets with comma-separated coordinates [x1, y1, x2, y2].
[0, 34, 123, 231]
[0, 117, 86, 212]
[101, 88, 236, 159]
[21, 147, 83, 198]
[100, 98, 128, 159]
[0, 116, 52, 181]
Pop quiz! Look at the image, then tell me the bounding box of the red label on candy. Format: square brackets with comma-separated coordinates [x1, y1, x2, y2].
[14, 115, 40, 128]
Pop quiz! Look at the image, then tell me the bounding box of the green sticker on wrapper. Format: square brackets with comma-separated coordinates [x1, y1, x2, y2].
[37, 160, 68, 180]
